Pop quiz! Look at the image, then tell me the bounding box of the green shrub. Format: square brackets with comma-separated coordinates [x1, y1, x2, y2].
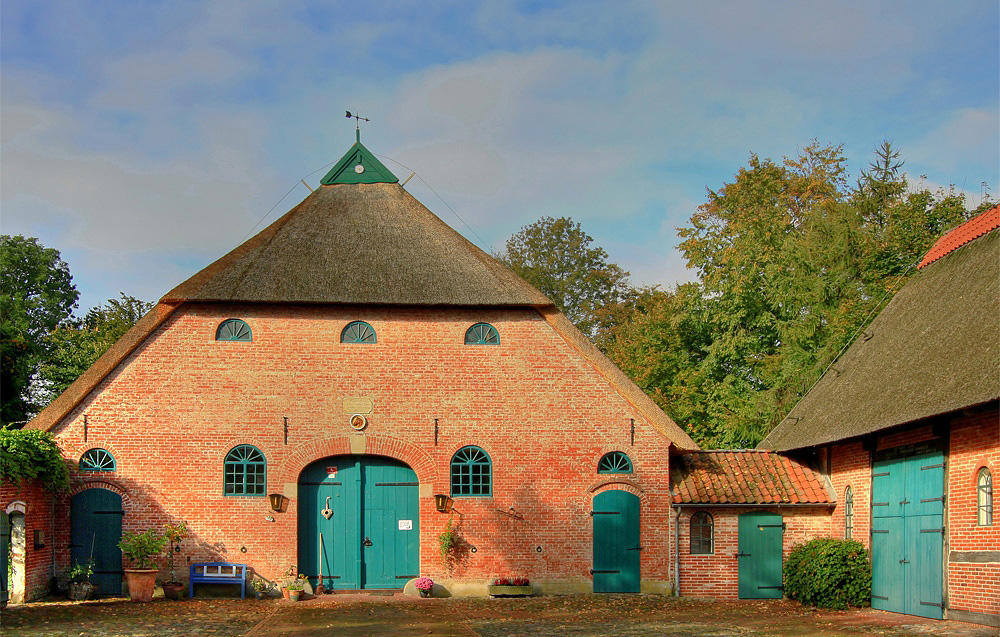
[0, 428, 70, 492]
[118, 529, 168, 570]
[784, 538, 871, 609]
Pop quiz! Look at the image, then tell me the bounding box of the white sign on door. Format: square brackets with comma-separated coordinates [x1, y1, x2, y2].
[398, 520, 413, 530]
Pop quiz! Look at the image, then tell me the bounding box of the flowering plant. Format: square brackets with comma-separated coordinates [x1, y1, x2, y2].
[492, 576, 530, 586]
[414, 576, 434, 591]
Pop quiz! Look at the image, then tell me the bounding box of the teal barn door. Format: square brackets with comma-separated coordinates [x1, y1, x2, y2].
[591, 490, 640, 593]
[737, 512, 784, 599]
[298, 455, 418, 590]
[871, 448, 944, 619]
[70, 489, 123, 595]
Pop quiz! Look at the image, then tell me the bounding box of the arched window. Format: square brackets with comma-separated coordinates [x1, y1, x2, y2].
[978, 468, 993, 526]
[844, 486, 854, 539]
[450, 446, 491, 496]
[216, 319, 252, 341]
[224, 445, 266, 496]
[342, 321, 376, 344]
[79, 448, 115, 472]
[465, 323, 499, 345]
[690, 512, 714, 554]
[597, 451, 633, 474]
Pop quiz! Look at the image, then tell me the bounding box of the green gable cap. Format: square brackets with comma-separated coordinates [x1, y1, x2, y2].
[321, 140, 398, 185]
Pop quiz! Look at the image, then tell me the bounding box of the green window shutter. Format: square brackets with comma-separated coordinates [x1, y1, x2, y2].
[224, 445, 266, 496]
[80, 448, 116, 472]
[598, 451, 632, 474]
[450, 446, 492, 496]
[342, 321, 377, 344]
[464, 323, 499, 345]
[216, 319, 252, 341]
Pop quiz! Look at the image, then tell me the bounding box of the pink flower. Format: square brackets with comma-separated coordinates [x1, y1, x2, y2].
[414, 576, 434, 591]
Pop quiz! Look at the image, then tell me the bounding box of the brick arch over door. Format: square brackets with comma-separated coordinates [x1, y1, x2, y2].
[279, 435, 436, 485]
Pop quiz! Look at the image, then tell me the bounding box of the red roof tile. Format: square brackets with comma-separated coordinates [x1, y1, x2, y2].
[671, 451, 833, 505]
[918, 204, 1000, 269]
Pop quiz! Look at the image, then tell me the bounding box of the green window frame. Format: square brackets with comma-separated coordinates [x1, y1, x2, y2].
[216, 318, 252, 341]
[224, 445, 266, 496]
[978, 468, 993, 526]
[845, 486, 854, 538]
[597, 451, 633, 474]
[80, 448, 116, 472]
[450, 446, 492, 497]
[465, 323, 499, 345]
[690, 511, 714, 554]
[342, 321, 376, 344]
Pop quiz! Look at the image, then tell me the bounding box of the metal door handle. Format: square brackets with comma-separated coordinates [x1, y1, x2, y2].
[362, 537, 373, 547]
[899, 558, 909, 564]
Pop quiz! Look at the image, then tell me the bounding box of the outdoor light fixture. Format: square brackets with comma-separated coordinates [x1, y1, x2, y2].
[434, 494, 453, 513]
[268, 493, 285, 512]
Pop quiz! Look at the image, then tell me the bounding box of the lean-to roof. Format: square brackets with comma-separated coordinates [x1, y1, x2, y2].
[760, 208, 1000, 452]
[671, 450, 833, 505]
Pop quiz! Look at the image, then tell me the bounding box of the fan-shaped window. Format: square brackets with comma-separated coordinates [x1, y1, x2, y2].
[465, 323, 499, 345]
[342, 321, 376, 344]
[690, 512, 714, 554]
[845, 486, 854, 539]
[598, 451, 633, 474]
[450, 446, 492, 496]
[216, 319, 252, 342]
[224, 445, 266, 496]
[80, 448, 115, 472]
[978, 468, 993, 526]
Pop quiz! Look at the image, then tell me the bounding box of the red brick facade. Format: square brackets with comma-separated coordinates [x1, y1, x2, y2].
[1, 480, 54, 603]
[45, 303, 679, 594]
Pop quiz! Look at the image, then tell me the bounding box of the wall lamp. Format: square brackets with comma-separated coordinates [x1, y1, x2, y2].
[268, 493, 286, 512]
[434, 494, 453, 513]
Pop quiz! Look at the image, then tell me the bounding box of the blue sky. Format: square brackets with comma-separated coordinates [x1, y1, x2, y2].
[2, 1, 997, 313]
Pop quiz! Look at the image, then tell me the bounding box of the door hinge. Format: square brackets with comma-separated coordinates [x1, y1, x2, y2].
[735, 552, 751, 558]
[625, 546, 643, 551]
[589, 511, 619, 516]
[590, 569, 620, 574]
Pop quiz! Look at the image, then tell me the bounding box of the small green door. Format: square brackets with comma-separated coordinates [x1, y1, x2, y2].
[70, 489, 123, 595]
[871, 448, 944, 619]
[592, 490, 640, 593]
[298, 456, 419, 590]
[738, 512, 783, 599]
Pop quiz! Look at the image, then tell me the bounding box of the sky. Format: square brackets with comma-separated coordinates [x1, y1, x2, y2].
[2, 0, 997, 314]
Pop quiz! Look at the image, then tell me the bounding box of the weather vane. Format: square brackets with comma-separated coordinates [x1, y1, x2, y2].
[346, 111, 369, 141]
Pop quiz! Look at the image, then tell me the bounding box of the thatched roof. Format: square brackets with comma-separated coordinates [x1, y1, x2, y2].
[760, 221, 1000, 452]
[164, 183, 551, 306]
[671, 451, 833, 505]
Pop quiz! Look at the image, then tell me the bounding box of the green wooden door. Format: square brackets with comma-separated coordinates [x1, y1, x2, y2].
[871, 448, 944, 619]
[298, 455, 418, 590]
[70, 489, 123, 595]
[592, 490, 640, 593]
[737, 512, 783, 599]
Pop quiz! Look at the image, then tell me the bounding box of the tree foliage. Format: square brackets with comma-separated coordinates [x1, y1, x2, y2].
[598, 141, 977, 447]
[0, 428, 70, 492]
[1, 235, 79, 426]
[36, 294, 154, 405]
[498, 216, 631, 336]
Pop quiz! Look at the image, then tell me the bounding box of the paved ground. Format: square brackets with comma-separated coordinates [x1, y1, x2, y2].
[1, 593, 997, 637]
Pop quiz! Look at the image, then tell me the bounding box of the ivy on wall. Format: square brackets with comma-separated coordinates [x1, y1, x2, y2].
[0, 428, 70, 492]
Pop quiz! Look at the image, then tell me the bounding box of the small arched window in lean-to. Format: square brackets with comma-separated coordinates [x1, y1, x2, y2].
[80, 448, 116, 472]
[597, 451, 633, 474]
[465, 323, 499, 345]
[844, 485, 854, 539]
[216, 318, 252, 341]
[978, 468, 994, 526]
[690, 512, 714, 554]
[342, 321, 376, 344]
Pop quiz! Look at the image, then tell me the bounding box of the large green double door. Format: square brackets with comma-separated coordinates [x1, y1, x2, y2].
[871, 448, 944, 619]
[298, 455, 419, 590]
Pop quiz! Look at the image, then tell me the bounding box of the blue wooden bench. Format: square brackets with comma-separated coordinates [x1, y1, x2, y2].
[189, 562, 247, 599]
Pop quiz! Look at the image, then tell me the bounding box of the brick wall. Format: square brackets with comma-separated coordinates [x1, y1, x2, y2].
[48, 303, 679, 592]
[946, 406, 999, 620]
[828, 441, 871, 546]
[676, 506, 831, 599]
[1, 480, 54, 602]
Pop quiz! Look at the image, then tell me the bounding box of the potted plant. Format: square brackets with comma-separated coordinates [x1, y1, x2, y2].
[438, 515, 458, 562]
[67, 560, 98, 601]
[488, 576, 532, 597]
[285, 577, 304, 602]
[118, 528, 168, 602]
[251, 578, 272, 600]
[280, 565, 296, 600]
[162, 521, 188, 600]
[414, 576, 434, 598]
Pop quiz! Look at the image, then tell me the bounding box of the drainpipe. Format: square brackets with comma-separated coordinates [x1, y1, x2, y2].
[673, 504, 681, 596]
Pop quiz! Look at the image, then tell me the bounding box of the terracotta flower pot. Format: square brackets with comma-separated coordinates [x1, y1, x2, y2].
[288, 589, 302, 602]
[163, 582, 185, 600]
[124, 569, 158, 602]
[281, 587, 289, 600]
